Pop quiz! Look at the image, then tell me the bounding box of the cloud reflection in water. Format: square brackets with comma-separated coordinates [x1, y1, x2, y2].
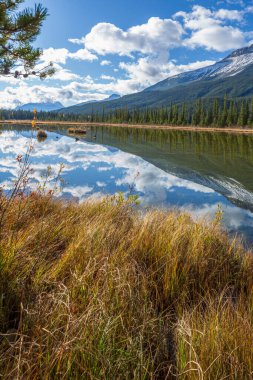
[0, 129, 253, 244]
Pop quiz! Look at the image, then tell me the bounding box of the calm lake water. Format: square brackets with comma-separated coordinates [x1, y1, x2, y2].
[1, 125, 253, 246]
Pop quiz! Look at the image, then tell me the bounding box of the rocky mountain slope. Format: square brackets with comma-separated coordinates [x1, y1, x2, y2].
[59, 45, 253, 115]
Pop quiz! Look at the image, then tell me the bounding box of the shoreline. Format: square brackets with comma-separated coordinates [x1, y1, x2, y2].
[1, 119, 253, 134]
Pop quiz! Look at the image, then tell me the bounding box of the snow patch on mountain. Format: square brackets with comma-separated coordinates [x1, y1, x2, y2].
[211, 176, 253, 211]
[145, 44, 253, 92]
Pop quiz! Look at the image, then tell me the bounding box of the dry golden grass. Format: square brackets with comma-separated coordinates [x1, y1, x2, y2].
[0, 194, 252, 379]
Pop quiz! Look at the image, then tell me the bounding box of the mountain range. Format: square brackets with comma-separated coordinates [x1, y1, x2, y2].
[16, 95, 121, 113]
[16, 102, 64, 112]
[59, 44, 253, 115]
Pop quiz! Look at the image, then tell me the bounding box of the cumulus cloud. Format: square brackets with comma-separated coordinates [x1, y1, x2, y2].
[1, 4, 253, 108]
[68, 48, 98, 61]
[217, 0, 245, 6]
[41, 47, 97, 64]
[60, 55, 215, 99]
[215, 9, 244, 21]
[41, 48, 69, 64]
[100, 75, 116, 81]
[0, 82, 106, 109]
[48, 63, 81, 81]
[118, 57, 216, 91]
[174, 5, 249, 51]
[71, 17, 184, 56]
[100, 60, 112, 66]
[0, 56, 217, 108]
[187, 25, 245, 51]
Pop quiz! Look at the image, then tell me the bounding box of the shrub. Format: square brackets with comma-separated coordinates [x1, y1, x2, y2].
[37, 129, 48, 140]
[68, 127, 87, 134]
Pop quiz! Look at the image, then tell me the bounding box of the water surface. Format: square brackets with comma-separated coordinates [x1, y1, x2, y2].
[1, 125, 253, 246]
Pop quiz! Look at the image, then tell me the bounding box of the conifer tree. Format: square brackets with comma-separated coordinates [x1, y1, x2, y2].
[212, 99, 220, 126]
[205, 106, 213, 126]
[238, 101, 248, 126]
[180, 103, 187, 125]
[172, 104, 179, 124]
[192, 99, 202, 125]
[248, 97, 253, 126]
[0, 0, 54, 78]
[168, 102, 173, 124]
[227, 100, 234, 126]
[220, 94, 228, 127]
[199, 100, 206, 126]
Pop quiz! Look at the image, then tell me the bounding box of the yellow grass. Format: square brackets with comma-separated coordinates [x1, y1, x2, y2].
[0, 194, 252, 379]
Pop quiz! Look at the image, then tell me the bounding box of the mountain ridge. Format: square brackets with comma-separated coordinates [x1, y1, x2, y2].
[145, 44, 253, 92]
[59, 44, 253, 115]
[16, 101, 63, 112]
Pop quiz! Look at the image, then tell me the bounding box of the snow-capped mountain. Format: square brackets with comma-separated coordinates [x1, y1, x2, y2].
[16, 102, 63, 112]
[60, 44, 253, 115]
[145, 44, 253, 92]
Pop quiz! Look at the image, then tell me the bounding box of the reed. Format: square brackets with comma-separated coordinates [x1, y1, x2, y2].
[0, 194, 252, 379]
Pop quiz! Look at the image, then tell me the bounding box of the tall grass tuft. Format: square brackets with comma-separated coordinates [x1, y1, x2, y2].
[0, 195, 252, 379]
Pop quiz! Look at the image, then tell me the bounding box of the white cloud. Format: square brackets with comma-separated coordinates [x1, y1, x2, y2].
[72, 17, 183, 56]
[118, 57, 216, 91]
[61, 55, 215, 99]
[41, 48, 69, 64]
[1, 4, 253, 108]
[64, 185, 93, 198]
[0, 82, 106, 109]
[215, 9, 244, 21]
[187, 25, 245, 51]
[68, 48, 98, 61]
[0, 56, 217, 108]
[175, 5, 249, 51]
[100, 75, 116, 81]
[100, 60, 112, 66]
[49, 63, 81, 81]
[41, 47, 97, 64]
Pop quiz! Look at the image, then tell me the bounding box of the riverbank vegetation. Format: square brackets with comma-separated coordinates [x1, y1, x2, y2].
[0, 192, 252, 379]
[1, 95, 253, 128]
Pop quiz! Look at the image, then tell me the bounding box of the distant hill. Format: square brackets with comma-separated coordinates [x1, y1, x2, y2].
[16, 102, 63, 112]
[105, 94, 121, 101]
[57, 94, 120, 113]
[59, 44, 253, 115]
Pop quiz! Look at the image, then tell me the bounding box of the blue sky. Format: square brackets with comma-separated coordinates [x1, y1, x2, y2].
[1, 0, 253, 108]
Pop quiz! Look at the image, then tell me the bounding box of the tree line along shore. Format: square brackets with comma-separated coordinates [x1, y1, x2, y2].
[2, 95, 253, 128]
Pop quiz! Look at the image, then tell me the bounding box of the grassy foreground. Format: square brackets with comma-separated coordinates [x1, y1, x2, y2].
[0, 194, 252, 379]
